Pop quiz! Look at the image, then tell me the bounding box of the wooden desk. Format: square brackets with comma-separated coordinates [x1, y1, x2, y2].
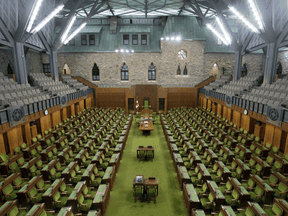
[114, 144, 123, 160]
[247, 202, 267, 216]
[252, 156, 271, 177]
[139, 116, 153, 132]
[57, 147, 71, 164]
[207, 180, 225, 212]
[40, 159, 59, 181]
[144, 178, 158, 196]
[92, 184, 110, 216]
[183, 183, 200, 216]
[229, 177, 250, 207]
[252, 174, 275, 204]
[102, 166, 116, 190]
[40, 145, 57, 163]
[234, 158, 251, 180]
[20, 157, 41, 178]
[0, 173, 22, 203]
[170, 144, 179, 159]
[177, 166, 191, 190]
[61, 162, 78, 184]
[0, 154, 24, 176]
[173, 153, 184, 172]
[215, 161, 231, 182]
[42, 178, 64, 210]
[109, 153, 120, 173]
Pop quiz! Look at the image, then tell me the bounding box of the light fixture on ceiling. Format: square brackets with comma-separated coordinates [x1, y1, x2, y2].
[126, 50, 129, 53]
[160, 38, 164, 40]
[120, 49, 124, 53]
[171, 37, 175, 41]
[63, 22, 87, 44]
[31, 3, 64, 34]
[166, 37, 170, 40]
[229, 6, 260, 34]
[247, 0, 264, 31]
[131, 50, 134, 53]
[216, 17, 232, 45]
[61, 15, 76, 43]
[176, 36, 181, 41]
[26, 0, 44, 32]
[115, 49, 119, 52]
[206, 24, 229, 46]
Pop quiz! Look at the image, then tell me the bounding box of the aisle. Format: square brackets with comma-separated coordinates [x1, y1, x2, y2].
[106, 117, 187, 216]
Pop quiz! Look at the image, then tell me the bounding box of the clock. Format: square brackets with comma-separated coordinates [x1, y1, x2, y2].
[44, 110, 49, 116]
[244, 110, 248, 115]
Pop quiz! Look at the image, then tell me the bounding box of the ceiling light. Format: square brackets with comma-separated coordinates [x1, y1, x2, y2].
[126, 50, 129, 53]
[171, 37, 175, 40]
[120, 49, 124, 53]
[166, 37, 170, 40]
[61, 15, 76, 43]
[63, 22, 87, 44]
[229, 6, 260, 34]
[206, 24, 229, 46]
[176, 36, 181, 41]
[216, 17, 232, 45]
[247, 0, 264, 31]
[31, 3, 64, 34]
[115, 49, 119, 52]
[160, 38, 164, 40]
[131, 50, 134, 53]
[26, 0, 44, 32]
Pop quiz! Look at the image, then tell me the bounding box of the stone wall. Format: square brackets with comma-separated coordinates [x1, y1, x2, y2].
[242, 53, 265, 74]
[26, 50, 43, 74]
[57, 40, 209, 87]
[0, 48, 13, 74]
[204, 53, 235, 77]
[277, 50, 288, 74]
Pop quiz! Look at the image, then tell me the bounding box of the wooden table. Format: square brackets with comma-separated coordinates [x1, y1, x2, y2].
[144, 178, 158, 196]
[139, 116, 153, 133]
[173, 153, 184, 172]
[114, 144, 123, 160]
[109, 153, 120, 173]
[177, 166, 191, 190]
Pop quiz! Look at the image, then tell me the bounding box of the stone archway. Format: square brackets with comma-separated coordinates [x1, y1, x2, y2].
[211, 63, 219, 77]
[62, 63, 71, 75]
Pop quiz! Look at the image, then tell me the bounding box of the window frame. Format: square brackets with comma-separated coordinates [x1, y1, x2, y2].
[123, 34, 129, 45]
[183, 65, 188, 75]
[92, 63, 100, 81]
[121, 63, 129, 81]
[141, 34, 147, 45]
[148, 63, 156, 80]
[81, 34, 87, 46]
[43, 63, 51, 73]
[89, 35, 95, 46]
[132, 34, 138, 45]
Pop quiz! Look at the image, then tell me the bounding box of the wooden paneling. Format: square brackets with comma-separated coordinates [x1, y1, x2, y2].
[79, 100, 85, 111]
[285, 135, 288, 155]
[40, 115, 51, 137]
[52, 110, 61, 128]
[241, 115, 250, 132]
[136, 85, 158, 111]
[157, 86, 167, 113]
[273, 128, 282, 149]
[97, 88, 126, 108]
[223, 106, 228, 119]
[217, 104, 222, 116]
[23, 123, 32, 146]
[0, 134, 5, 154]
[16, 127, 23, 145]
[7, 128, 19, 156]
[232, 111, 241, 129]
[264, 124, 275, 146]
[212, 102, 217, 113]
[167, 88, 197, 109]
[227, 107, 232, 122]
[61, 108, 67, 122]
[73, 76, 97, 106]
[85, 97, 92, 108]
[70, 104, 75, 117]
[30, 125, 38, 139]
[207, 100, 212, 110]
[125, 86, 136, 114]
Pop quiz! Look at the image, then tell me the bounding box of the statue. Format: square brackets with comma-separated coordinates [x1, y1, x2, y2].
[135, 97, 139, 114]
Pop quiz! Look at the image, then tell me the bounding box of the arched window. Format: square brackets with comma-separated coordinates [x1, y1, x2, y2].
[183, 65, 188, 75]
[177, 65, 181, 75]
[148, 63, 156, 80]
[62, 63, 71, 75]
[92, 63, 100, 81]
[121, 63, 129, 80]
[276, 62, 282, 75]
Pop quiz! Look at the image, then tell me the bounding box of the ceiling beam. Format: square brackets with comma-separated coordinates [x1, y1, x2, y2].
[0, 18, 14, 44]
[241, 32, 254, 54]
[277, 20, 288, 47]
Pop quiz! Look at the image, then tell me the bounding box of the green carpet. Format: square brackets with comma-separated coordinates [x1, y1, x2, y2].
[106, 116, 187, 216]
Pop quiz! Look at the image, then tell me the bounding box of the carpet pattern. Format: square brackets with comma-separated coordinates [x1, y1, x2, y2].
[106, 117, 187, 216]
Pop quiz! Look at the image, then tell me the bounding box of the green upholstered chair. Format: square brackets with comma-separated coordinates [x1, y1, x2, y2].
[83, 185, 96, 199]
[249, 185, 264, 202]
[49, 167, 61, 180]
[143, 100, 150, 109]
[99, 158, 108, 170]
[211, 169, 222, 183]
[36, 179, 50, 192]
[219, 180, 233, 194]
[13, 176, 27, 190]
[9, 162, 19, 173]
[29, 187, 43, 204]
[263, 173, 279, 187]
[29, 165, 41, 177]
[53, 191, 68, 208]
[59, 182, 73, 196]
[0, 153, 9, 163]
[70, 170, 82, 184]
[78, 194, 93, 212]
[266, 155, 274, 165]
[264, 201, 285, 216]
[195, 183, 208, 198]
[133, 185, 143, 203]
[90, 173, 102, 187]
[225, 189, 239, 207]
[200, 193, 214, 210]
[271, 160, 283, 172]
[138, 150, 146, 162]
[6, 205, 27, 216]
[274, 182, 288, 199]
[3, 184, 18, 200]
[191, 172, 202, 185]
[147, 186, 157, 204]
[146, 150, 154, 161]
[242, 178, 255, 191]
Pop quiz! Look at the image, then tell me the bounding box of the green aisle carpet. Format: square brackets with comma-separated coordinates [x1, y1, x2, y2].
[106, 116, 187, 216]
